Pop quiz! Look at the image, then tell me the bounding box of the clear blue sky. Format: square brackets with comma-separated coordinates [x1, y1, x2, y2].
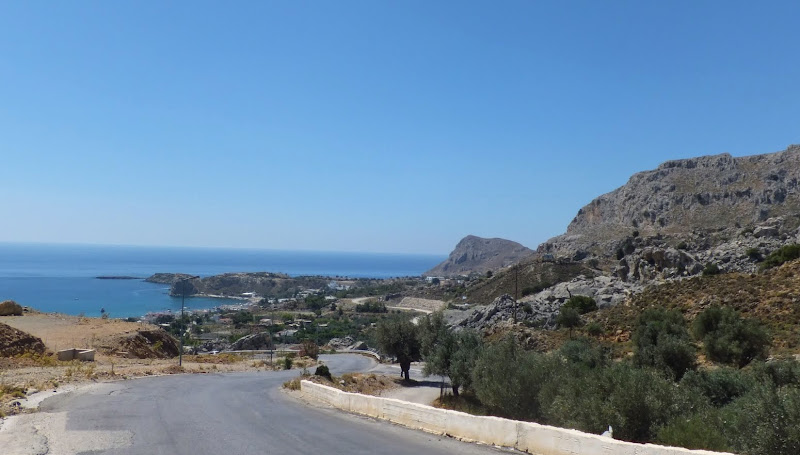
[2, 1, 799, 254]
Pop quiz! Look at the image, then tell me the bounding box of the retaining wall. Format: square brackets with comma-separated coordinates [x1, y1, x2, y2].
[300, 380, 733, 455]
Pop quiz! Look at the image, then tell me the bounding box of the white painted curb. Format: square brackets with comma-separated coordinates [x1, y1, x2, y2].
[300, 380, 734, 455]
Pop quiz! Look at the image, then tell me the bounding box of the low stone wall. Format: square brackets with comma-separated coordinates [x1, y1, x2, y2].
[300, 380, 732, 455]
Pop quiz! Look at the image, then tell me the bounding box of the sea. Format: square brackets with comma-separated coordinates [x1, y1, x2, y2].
[0, 243, 444, 319]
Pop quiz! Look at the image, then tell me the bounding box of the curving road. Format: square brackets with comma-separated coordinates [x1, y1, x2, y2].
[14, 355, 508, 455]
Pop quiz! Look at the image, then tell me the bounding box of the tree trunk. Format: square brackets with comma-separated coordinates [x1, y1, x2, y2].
[452, 384, 460, 397]
[399, 360, 411, 381]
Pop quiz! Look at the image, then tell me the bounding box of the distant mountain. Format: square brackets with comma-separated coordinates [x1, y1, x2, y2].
[425, 235, 534, 277]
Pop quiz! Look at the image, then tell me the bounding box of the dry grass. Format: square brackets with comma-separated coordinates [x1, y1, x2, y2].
[299, 372, 399, 396]
[574, 259, 800, 356]
[433, 392, 489, 415]
[183, 353, 248, 364]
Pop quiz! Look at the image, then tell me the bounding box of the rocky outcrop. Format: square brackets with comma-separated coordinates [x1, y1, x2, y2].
[96, 329, 179, 359]
[460, 275, 643, 332]
[540, 145, 800, 264]
[459, 146, 800, 333]
[0, 323, 46, 357]
[426, 235, 534, 277]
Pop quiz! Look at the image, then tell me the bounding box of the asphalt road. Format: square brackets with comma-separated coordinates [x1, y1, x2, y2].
[30, 355, 509, 455]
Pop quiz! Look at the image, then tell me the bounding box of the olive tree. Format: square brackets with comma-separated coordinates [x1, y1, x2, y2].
[376, 317, 421, 380]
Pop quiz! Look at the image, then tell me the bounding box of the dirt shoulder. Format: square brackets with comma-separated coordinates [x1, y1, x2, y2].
[0, 313, 313, 418]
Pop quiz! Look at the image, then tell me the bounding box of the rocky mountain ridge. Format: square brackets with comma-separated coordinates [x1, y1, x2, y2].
[425, 235, 534, 277]
[458, 145, 800, 333]
[540, 145, 800, 264]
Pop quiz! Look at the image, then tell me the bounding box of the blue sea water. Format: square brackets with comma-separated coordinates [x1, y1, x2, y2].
[0, 243, 444, 318]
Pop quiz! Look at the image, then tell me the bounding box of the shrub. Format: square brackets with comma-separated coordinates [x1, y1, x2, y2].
[0, 300, 23, 316]
[702, 262, 720, 276]
[314, 364, 331, 380]
[517, 303, 531, 315]
[759, 244, 800, 270]
[751, 359, 800, 388]
[586, 321, 603, 337]
[472, 336, 551, 420]
[283, 356, 294, 370]
[746, 247, 762, 261]
[692, 306, 770, 367]
[656, 410, 730, 452]
[540, 362, 701, 443]
[299, 339, 319, 360]
[680, 368, 754, 407]
[556, 307, 581, 338]
[563, 295, 598, 314]
[558, 338, 609, 369]
[355, 300, 387, 313]
[719, 384, 800, 455]
[633, 308, 696, 380]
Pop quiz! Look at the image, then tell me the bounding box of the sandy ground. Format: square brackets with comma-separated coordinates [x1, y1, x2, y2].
[0, 313, 311, 417]
[2, 313, 157, 355]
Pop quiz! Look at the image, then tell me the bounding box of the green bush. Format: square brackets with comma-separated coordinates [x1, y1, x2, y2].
[702, 262, 721, 276]
[656, 410, 730, 452]
[540, 362, 701, 443]
[558, 338, 609, 369]
[585, 321, 603, 337]
[314, 364, 331, 379]
[556, 307, 582, 338]
[283, 356, 293, 370]
[563, 295, 598, 314]
[746, 247, 762, 261]
[719, 384, 800, 455]
[633, 308, 696, 380]
[355, 300, 387, 313]
[472, 336, 551, 420]
[752, 359, 800, 388]
[759, 244, 800, 270]
[692, 306, 770, 367]
[680, 368, 754, 407]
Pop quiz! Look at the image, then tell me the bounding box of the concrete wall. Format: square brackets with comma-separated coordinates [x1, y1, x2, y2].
[300, 380, 732, 455]
[57, 348, 96, 361]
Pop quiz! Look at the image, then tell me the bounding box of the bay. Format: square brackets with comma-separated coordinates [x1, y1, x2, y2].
[0, 243, 444, 318]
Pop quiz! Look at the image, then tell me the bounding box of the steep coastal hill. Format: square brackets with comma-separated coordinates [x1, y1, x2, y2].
[541, 145, 800, 268]
[459, 145, 800, 330]
[425, 235, 534, 277]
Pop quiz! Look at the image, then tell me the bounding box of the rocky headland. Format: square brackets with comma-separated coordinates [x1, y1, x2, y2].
[425, 235, 534, 277]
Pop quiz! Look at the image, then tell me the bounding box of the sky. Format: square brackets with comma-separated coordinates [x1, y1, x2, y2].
[1, 1, 799, 255]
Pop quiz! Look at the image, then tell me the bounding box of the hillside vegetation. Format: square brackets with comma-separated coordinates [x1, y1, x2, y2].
[581, 259, 800, 354]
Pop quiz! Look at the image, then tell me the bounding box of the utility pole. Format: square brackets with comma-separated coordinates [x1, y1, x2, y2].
[513, 264, 519, 324]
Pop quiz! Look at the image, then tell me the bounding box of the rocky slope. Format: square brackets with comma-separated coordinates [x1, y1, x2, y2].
[0, 323, 46, 357]
[425, 235, 534, 277]
[459, 145, 800, 333]
[540, 145, 800, 269]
